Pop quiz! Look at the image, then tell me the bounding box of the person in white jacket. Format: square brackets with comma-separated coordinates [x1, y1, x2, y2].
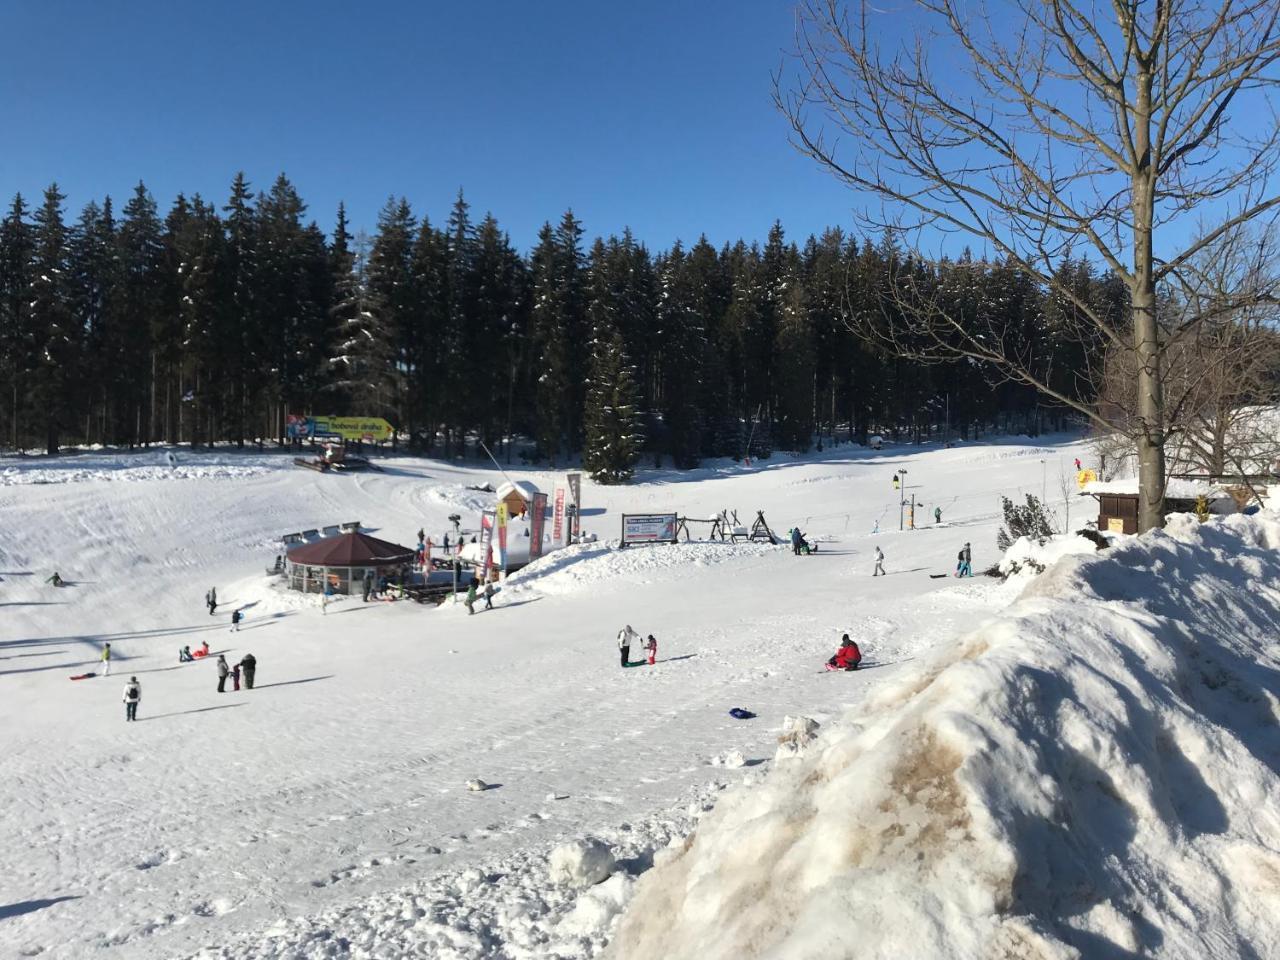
[873, 546, 885, 576]
[617, 625, 639, 668]
[123, 677, 141, 722]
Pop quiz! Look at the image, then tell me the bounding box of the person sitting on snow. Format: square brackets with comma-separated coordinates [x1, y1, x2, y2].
[45, 571, 64, 587]
[825, 634, 862, 671]
[179, 645, 193, 662]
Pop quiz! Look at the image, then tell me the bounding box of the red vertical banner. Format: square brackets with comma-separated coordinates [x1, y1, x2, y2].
[480, 511, 495, 581]
[567, 472, 582, 539]
[553, 488, 566, 546]
[529, 492, 549, 560]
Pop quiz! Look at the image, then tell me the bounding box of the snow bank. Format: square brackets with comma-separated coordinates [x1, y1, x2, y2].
[997, 533, 1100, 585]
[608, 512, 1280, 960]
[0, 462, 270, 485]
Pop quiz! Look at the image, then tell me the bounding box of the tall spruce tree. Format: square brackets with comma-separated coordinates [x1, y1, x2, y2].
[584, 328, 642, 483]
[29, 185, 77, 453]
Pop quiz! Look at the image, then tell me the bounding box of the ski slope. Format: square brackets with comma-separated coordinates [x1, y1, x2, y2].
[2, 437, 1086, 959]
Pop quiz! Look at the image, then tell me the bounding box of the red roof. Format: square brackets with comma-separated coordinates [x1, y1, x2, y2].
[286, 532, 415, 566]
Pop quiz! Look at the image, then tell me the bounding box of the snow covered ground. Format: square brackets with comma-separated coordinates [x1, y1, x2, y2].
[1, 435, 1125, 958]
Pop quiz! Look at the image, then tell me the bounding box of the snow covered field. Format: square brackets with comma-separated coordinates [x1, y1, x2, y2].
[0, 434, 1184, 959]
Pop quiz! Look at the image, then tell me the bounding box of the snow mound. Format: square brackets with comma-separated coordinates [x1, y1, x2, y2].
[0, 462, 270, 485]
[549, 838, 617, 888]
[998, 532, 1101, 585]
[608, 512, 1280, 960]
[507, 540, 778, 596]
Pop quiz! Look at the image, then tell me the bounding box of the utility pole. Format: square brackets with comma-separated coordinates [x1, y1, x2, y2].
[898, 468, 909, 530]
[910, 493, 916, 530]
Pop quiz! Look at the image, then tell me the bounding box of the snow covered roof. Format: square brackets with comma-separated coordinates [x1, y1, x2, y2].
[496, 480, 541, 502]
[286, 532, 415, 566]
[1083, 478, 1231, 499]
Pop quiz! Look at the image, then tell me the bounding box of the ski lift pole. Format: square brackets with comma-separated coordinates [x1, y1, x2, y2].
[910, 493, 915, 530]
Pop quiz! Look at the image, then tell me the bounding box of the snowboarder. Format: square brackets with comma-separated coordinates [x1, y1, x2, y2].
[206, 587, 217, 616]
[101, 642, 112, 676]
[123, 677, 141, 721]
[484, 581, 495, 610]
[179, 646, 193, 663]
[216, 654, 229, 693]
[646, 634, 657, 666]
[230, 609, 242, 632]
[45, 571, 64, 587]
[231, 663, 241, 692]
[239, 653, 257, 689]
[465, 580, 477, 615]
[956, 542, 973, 578]
[825, 635, 862, 671]
[873, 546, 885, 576]
[934, 506, 942, 524]
[618, 624, 639, 667]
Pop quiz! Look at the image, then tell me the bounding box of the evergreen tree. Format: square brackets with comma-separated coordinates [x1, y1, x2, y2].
[116, 181, 165, 445]
[221, 173, 258, 445]
[0, 195, 34, 450]
[366, 196, 416, 428]
[329, 231, 393, 413]
[68, 197, 119, 445]
[530, 221, 570, 462]
[584, 328, 642, 483]
[29, 184, 77, 453]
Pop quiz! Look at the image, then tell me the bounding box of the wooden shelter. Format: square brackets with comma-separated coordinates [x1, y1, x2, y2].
[1084, 479, 1235, 534]
[285, 531, 415, 595]
[496, 480, 541, 517]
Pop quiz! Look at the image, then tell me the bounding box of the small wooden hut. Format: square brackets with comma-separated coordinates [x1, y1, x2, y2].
[285, 532, 415, 595]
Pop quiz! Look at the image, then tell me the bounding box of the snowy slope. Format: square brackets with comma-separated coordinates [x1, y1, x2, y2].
[0, 436, 1088, 959]
[608, 512, 1280, 960]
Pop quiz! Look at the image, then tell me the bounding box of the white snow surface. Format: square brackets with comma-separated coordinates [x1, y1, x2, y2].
[608, 511, 1280, 960]
[11, 435, 1265, 959]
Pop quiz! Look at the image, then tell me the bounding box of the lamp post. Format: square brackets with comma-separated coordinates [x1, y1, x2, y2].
[898, 468, 909, 530]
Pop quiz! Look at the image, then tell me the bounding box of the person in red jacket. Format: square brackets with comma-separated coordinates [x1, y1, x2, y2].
[825, 634, 862, 671]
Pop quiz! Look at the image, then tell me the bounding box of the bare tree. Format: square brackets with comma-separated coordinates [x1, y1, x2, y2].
[779, 0, 1280, 531]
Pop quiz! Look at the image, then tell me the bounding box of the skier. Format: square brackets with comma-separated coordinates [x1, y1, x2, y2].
[45, 571, 64, 587]
[465, 580, 477, 616]
[873, 546, 885, 576]
[956, 542, 973, 578]
[206, 587, 217, 616]
[230, 609, 243, 632]
[892, 473, 900, 491]
[645, 634, 658, 666]
[239, 653, 257, 689]
[216, 654, 229, 693]
[484, 581, 495, 610]
[617, 624, 639, 667]
[101, 642, 112, 676]
[123, 676, 141, 721]
[231, 662, 241, 692]
[934, 506, 942, 525]
[179, 645, 193, 663]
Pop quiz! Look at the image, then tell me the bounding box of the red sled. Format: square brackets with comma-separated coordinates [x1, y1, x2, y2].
[69, 672, 97, 681]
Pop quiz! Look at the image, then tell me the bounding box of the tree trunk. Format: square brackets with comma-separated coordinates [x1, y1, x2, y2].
[1132, 65, 1166, 534]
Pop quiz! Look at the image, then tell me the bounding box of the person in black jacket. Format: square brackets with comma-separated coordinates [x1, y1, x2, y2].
[239, 653, 257, 689]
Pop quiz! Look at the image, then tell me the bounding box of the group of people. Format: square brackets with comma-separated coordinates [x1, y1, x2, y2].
[464, 578, 496, 615]
[216, 652, 257, 692]
[616, 625, 658, 667]
[788, 527, 815, 555]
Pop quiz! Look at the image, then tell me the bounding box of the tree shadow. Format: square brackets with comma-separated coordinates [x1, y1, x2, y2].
[0, 650, 61, 660]
[496, 597, 543, 610]
[0, 601, 66, 607]
[142, 703, 245, 721]
[253, 675, 334, 689]
[656, 654, 698, 664]
[0, 895, 82, 919]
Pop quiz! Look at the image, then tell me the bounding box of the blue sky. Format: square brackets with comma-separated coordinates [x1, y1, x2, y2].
[0, 0, 857, 251]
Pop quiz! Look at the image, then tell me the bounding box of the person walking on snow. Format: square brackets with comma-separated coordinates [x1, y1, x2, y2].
[207, 587, 217, 616]
[1074, 457, 1082, 471]
[230, 609, 242, 632]
[322, 582, 333, 615]
[873, 546, 885, 576]
[934, 506, 942, 524]
[123, 677, 141, 721]
[646, 634, 658, 666]
[956, 542, 973, 578]
[618, 625, 639, 667]
[465, 580, 477, 615]
[101, 642, 112, 676]
[892, 473, 900, 491]
[216, 654, 229, 693]
[484, 581, 495, 610]
[239, 653, 257, 689]
[231, 662, 242, 691]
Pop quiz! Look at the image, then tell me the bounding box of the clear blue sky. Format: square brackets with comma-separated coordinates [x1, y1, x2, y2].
[0, 0, 856, 251]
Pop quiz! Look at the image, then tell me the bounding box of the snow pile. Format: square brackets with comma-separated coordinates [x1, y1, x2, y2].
[549, 838, 617, 888]
[506, 540, 779, 596]
[0, 462, 270, 485]
[997, 532, 1101, 583]
[607, 513, 1280, 960]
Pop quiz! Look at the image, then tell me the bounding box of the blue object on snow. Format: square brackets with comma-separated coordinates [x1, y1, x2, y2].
[728, 708, 756, 720]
